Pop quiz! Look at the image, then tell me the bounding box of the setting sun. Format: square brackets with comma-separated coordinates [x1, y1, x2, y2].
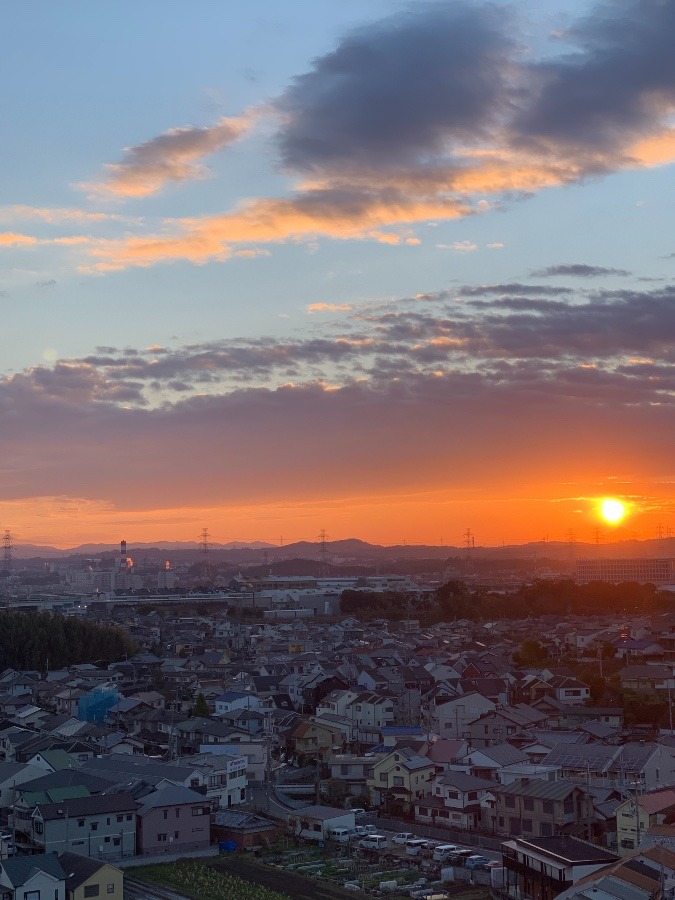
[600, 498, 626, 525]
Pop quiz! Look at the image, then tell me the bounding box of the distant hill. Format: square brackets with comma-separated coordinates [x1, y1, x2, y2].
[9, 535, 675, 562]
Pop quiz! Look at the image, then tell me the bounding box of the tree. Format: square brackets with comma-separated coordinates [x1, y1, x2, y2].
[513, 639, 550, 668]
[193, 693, 210, 718]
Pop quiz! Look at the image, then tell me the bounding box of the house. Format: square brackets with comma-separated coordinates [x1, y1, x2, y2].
[494, 779, 595, 840]
[540, 743, 675, 792]
[286, 805, 355, 841]
[328, 753, 383, 797]
[429, 770, 495, 830]
[58, 851, 124, 900]
[501, 835, 618, 900]
[367, 747, 435, 812]
[432, 692, 496, 739]
[30, 794, 138, 859]
[212, 810, 278, 850]
[615, 788, 675, 855]
[288, 719, 344, 759]
[136, 784, 211, 856]
[619, 666, 675, 693]
[466, 704, 550, 747]
[0, 852, 66, 900]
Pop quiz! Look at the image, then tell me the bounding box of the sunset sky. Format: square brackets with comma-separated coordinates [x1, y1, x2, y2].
[2, 0, 675, 549]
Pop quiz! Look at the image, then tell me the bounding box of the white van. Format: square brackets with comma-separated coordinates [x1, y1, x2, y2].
[330, 827, 356, 843]
[359, 834, 389, 851]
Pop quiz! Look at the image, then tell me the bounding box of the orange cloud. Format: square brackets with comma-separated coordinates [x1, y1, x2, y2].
[81, 112, 256, 199]
[85, 193, 470, 270]
[307, 303, 353, 313]
[0, 232, 39, 247]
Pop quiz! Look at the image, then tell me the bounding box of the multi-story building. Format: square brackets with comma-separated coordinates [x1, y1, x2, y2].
[575, 558, 673, 585]
[30, 794, 138, 860]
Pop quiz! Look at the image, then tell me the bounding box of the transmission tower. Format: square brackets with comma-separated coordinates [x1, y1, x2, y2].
[463, 528, 475, 574]
[2, 530, 12, 574]
[199, 527, 211, 582]
[318, 529, 329, 577]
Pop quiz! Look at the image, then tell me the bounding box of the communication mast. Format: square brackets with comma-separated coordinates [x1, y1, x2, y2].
[2, 530, 12, 574]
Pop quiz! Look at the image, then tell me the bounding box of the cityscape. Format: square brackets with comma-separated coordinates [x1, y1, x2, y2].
[2, 0, 675, 899]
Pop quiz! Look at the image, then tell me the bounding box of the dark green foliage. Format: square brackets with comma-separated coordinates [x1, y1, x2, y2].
[340, 590, 407, 619]
[513, 639, 550, 667]
[340, 577, 671, 623]
[193, 693, 210, 717]
[0, 610, 137, 671]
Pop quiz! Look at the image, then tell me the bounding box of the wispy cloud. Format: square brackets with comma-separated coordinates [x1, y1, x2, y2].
[533, 264, 631, 278]
[307, 303, 353, 313]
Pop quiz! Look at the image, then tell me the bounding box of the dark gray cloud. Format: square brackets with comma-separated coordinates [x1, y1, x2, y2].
[277, 3, 514, 171]
[516, 0, 675, 153]
[457, 283, 574, 297]
[533, 264, 631, 278]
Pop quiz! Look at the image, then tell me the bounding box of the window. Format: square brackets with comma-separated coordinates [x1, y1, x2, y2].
[540, 823, 552, 836]
[91, 822, 98, 831]
[542, 801, 554, 815]
[467, 791, 478, 801]
[107, 886, 115, 895]
[379, 773, 387, 783]
[175, 809, 180, 818]
[126, 814, 132, 821]
[84, 886, 100, 898]
[104, 836, 110, 843]
[522, 819, 533, 832]
[192, 827, 204, 833]
[35, 821, 44, 834]
[523, 798, 534, 811]
[341, 765, 349, 775]
[78, 819, 85, 827]
[174, 831, 179, 839]
[157, 833, 168, 842]
[163, 810, 168, 819]
[504, 795, 515, 809]
[393, 776, 404, 786]
[116, 815, 123, 823]
[113, 838, 120, 846]
[192, 807, 205, 816]
[25, 893, 40, 900]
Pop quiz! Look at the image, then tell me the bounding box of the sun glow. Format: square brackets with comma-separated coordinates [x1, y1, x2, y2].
[600, 498, 626, 525]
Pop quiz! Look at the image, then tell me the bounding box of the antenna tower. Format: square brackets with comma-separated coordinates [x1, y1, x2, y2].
[2, 530, 12, 574]
[567, 529, 576, 568]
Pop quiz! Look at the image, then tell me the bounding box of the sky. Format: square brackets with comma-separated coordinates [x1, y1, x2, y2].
[2, 0, 675, 549]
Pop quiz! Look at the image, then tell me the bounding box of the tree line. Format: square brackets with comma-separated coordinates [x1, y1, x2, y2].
[0, 610, 137, 671]
[340, 578, 671, 623]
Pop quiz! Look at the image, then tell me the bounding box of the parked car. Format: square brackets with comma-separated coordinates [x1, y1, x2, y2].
[446, 849, 476, 865]
[405, 838, 428, 856]
[330, 827, 356, 843]
[433, 844, 462, 862]
[392, 832, 415, 844]
[354, 824, 377, 836]
[464, 855, 492, 870]
[359, 834, 389, 851]
[350, 808, 367, 818]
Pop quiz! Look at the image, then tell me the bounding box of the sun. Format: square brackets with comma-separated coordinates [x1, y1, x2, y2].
[600, 498, 626, 525]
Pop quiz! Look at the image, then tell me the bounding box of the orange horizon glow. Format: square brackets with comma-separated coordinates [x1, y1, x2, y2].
[1, 487, 671, 550]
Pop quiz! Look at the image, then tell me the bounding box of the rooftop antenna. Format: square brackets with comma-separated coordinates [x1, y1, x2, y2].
[2, 530, 12, 574]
